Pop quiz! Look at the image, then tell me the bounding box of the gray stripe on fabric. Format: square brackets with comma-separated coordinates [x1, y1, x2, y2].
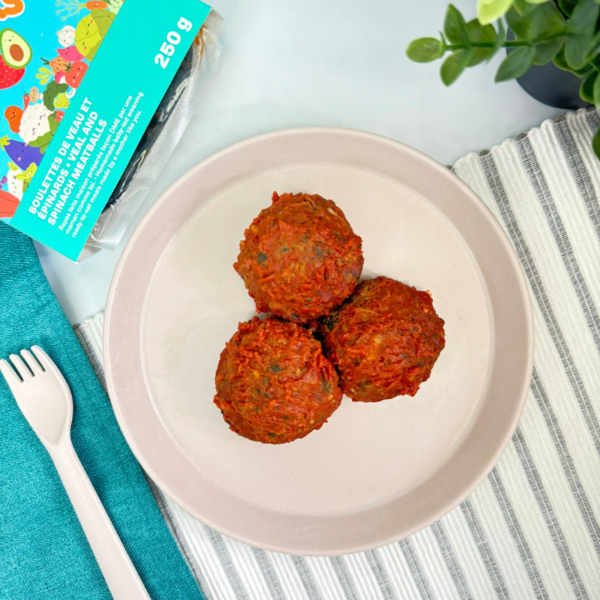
[460, 499, 510, 600]
[517, 136, 600, 355]
[530, 368, 600, 560]
[586, 108, 600, 134]
[512, 428, 589, 600]
[480, 153, 600, 458]
[205, 527, 248, 600]
[251, 548, 286, 600]
[488, 467, 549, 600]
[398, 538, 436, 600]
[554, 118, 600, 247]
[145, 477, 213, 600]
[75, 326, 213, 599]
[291, 556, 323, 600]
[430, 521, 473, 600]
[365, 550, 398, 600]
[330, 557, 360, 600]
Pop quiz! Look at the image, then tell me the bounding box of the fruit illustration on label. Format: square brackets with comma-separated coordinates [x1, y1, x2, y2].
[65, 60, 87, 88]
[13, 162, 38, 194]
[75, 15, 102, 57]
[0, 189, 19, 219]
[0, 56, 24, 89]
[57, 45, 84, 62]
[17, 103, 53, 145]
[54, 92, 70, 110]
[105, 0, 123, 14]
[75, 9, 114, 60]
[42, 56, 71, 74]
[0, 137, 43, 169]
[42, 81, 69, 111]
[57, 26, 76, 48]
[0, 29, 32, 69]
[54, 110, 65, 123]
[6, 167, 23, 199]
[5, 106, 22, 133]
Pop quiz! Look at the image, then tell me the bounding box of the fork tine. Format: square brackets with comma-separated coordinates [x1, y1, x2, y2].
[31, 346, 58, 375]
[0, 359, 21, 390]
[9, 354, 32, 380]
[21, 349, 44, 375]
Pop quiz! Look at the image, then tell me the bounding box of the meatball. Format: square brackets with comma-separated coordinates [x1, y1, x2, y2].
[234, 192, 364, 323]
[319, 277, 445, 402]
[214, 317, 342, 444]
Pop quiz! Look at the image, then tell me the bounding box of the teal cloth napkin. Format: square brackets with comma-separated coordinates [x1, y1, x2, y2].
[0, 222, 204, 600]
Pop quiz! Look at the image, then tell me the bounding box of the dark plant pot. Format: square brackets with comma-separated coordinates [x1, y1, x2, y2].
[514, 61, 591, 110]
[506, 26, 591, 110]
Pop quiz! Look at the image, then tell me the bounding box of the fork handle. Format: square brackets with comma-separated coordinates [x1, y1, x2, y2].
[49, 439, 151, 600]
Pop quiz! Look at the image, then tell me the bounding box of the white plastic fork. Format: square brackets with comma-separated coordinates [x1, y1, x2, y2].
[0, 346, 151, 600]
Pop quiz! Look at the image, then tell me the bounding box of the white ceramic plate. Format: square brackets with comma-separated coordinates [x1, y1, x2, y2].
[105, 128, 533, 555]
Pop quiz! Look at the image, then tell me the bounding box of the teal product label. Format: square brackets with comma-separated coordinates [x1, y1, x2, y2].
[2, 0, 211, 260]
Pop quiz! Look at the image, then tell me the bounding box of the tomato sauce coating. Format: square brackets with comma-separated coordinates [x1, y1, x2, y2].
[234, 192, 364, 323]
[319, 277, 445, 401]
[214, 317, 342, 444]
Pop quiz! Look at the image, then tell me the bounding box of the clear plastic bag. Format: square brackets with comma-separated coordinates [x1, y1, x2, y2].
[81, 10, 224, 259]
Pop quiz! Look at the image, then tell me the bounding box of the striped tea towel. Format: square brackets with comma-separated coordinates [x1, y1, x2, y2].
[76, 107, 600, 600]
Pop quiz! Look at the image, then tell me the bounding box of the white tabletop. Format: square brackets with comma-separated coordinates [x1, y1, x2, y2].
[39, 0, 562, 326]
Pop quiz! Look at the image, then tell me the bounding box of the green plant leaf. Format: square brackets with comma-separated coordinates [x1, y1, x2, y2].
[593, 128, 600, 162]
[506, 7, 533, 39]
[588, 31, 600, 61]
[466, 19, 497, 65]
[557, 0, 577, 16]
[495, 45, 535, 81]
[441, 50, 470, 85]
[553, 46, 592, 75]
[580, 70, 597, 103]
[406, 38, 445, 62]
[490, 18, 507, 59]
[514, 0, 540, 14]
[534, 39, 565, 64]
[553, 46, 571, 70]
[444, 5, 469, 44]
[553, 46, 569, 69]
[531, 2, 566, 64]
[525, 0, 551, 3]
[477, 0, 515, 24]
[594, 71, 600, 109]
[565, 0, 599, 69]
[531, 1, 566, 36]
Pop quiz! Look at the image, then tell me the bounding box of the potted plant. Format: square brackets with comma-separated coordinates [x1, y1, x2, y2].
[406, 0, 600, 158]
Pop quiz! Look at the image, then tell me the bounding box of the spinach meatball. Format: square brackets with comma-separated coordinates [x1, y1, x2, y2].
[214, 317, 342, 444]
[320, 277, 445, 402]
[234, 192, 364, 323]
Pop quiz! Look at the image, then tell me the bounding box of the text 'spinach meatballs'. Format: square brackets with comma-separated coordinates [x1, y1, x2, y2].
[320, 277, 445, 402]
[234, 192, 364, 323]
[214, 317, 342, 444]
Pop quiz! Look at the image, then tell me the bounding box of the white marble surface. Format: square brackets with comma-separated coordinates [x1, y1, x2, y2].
[38, 0, 562, 325]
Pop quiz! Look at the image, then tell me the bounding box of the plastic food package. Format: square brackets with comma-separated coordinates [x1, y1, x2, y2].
[0, 2, 223, 262]
[83, 10, 224, 258]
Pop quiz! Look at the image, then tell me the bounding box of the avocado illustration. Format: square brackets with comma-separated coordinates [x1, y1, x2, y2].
[0, 29, 32, 69]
